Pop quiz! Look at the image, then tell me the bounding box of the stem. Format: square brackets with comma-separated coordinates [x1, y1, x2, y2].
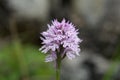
[56, 55, 61, 80]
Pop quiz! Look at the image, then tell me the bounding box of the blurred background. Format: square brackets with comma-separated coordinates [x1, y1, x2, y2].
[0, 0, 120, 80]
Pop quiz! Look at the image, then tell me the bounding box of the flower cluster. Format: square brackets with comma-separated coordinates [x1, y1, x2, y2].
[39, 19, 82, 62]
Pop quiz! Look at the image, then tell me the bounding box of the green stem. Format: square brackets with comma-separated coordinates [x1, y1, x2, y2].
[56, 55, 61, 80]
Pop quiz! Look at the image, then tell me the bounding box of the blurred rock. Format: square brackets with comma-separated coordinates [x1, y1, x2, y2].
[73, 0, 107, 26]
[62, 51, 110, 80]
[8, 0, 50, 21]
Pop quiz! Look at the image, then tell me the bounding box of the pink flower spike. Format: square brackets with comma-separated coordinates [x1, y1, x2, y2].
[39, 18, 82, 62]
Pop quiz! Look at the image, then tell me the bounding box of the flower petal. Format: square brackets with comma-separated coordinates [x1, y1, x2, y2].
[66, 52, 76, 60]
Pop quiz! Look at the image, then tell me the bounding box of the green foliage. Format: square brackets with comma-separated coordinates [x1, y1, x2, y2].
[0, 41, 55, 80]
[103, 62, 118, 80]
[103, 42, 120, 80]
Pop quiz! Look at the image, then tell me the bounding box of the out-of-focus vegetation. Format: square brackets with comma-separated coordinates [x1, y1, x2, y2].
[0, 41, 55, 80]
[103, 41, 120, 80]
